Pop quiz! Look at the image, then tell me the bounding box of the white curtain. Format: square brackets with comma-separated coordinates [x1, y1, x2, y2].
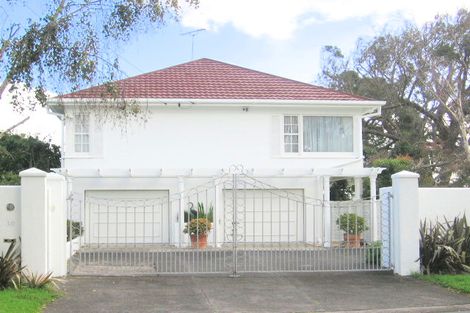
[303, 116, 353, 152]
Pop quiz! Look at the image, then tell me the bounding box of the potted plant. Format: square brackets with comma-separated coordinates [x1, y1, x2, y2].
[183, 202, 213, 249]
[336, 213, 368, 248]
[184, 218, 212, 248]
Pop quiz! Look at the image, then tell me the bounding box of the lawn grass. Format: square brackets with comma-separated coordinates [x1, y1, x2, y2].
[418, 274, 470, 294]
[0, 287, 58, 313]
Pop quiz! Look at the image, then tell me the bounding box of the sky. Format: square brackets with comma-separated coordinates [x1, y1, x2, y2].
[0, 0, 468, 145]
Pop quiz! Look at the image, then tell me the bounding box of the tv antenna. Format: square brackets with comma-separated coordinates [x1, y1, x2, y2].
[181, 28, 206, 60]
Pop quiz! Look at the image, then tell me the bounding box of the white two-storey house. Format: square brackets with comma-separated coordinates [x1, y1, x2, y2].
[48, 58, 385, 253]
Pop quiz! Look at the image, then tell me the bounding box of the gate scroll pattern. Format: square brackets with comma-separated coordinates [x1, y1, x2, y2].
[67, 169, 391, 275]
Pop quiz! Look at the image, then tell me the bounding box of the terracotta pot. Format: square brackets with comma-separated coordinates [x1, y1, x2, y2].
[190, 233, 208, 249]
[343, 233, 361, 248]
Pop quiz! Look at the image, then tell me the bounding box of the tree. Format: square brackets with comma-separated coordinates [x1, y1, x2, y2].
[0, 0, 198, 113]
[320, 9, 470, 186]
[0, 134, 61, 184]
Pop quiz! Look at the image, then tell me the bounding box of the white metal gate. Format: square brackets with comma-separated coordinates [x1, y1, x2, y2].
[67, 170, 391, 275]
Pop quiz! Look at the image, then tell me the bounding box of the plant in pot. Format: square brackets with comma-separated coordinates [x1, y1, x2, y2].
[183, 202, 213, 249]
[336, 213, 368, 248]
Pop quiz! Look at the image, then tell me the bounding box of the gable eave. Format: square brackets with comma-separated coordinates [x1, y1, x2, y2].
[48, 97, 385, 108]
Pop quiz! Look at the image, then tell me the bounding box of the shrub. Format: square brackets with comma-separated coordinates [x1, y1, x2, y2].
[12, 270, 58, 290]
[366, 241, 382, 265]
[372, 156, 414, 189]
[336, 213, 368, 235]
[67, 220, 83, 241]
[0, 171, 20, 185]
[362, 156, 414, 198]
[0, 241, 23, 290]
[419, 216, 470, 274]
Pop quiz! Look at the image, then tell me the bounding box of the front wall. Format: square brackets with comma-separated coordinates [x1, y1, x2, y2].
[0, 186, 21, 254]
[63, 106, 365, 170]
[419, 188, 470, 222]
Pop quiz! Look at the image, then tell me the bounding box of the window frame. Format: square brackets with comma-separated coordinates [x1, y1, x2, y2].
[283, 115, 300, 153]
[281, 114, 355, 157]
[74, 114, 90, 154]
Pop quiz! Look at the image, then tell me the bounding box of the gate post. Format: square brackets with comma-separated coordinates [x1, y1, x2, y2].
[369, 173, 379, 241]
[391, 171, 420, 276]
[20, 168, 67, 276]
[230, 172, 240, 277]
[177, 176, 185, 247]
[379, 187, 393, 269]
[322, 176, 331, 247]
[20, 168, 48, 275]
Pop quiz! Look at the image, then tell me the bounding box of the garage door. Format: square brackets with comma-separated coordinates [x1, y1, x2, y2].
[85, 190, 170, 245]
[223, 189, 304, 243]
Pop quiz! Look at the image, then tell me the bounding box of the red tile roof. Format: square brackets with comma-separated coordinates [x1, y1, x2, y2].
[60, 58, 367, 101]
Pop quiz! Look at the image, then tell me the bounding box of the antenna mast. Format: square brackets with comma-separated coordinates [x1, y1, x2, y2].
[180, 28, 206, 60]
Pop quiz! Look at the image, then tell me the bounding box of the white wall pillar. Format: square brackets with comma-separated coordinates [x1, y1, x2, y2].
[20, 168, 48, 275]
[391, 170, 420, 276]
[322, 176, 331, 247]
[369, 174, 379, 241]
[46, 173, 67, 276]
[353, 177, 363, 200]
[20, 168, 67, 277]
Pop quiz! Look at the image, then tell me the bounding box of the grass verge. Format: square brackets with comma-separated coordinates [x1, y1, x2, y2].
[0, 287, 58, 313]
[416, 274, 470, 294]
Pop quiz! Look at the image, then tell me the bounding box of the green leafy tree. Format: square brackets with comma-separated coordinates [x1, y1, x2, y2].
[320, 9, 470, 186]
[0, 134, 60, 185]
[0, 0, 198, 114]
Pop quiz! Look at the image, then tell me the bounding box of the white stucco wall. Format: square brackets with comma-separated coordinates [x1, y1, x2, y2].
[19, 169, 67, 276]
[63, 105, 365, 170]
[0, 186, 21, 255]
[419, 188, 470, 222]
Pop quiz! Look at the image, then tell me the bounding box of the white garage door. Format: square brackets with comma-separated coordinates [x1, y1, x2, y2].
[223, 189, 304, 243]
[85, 190, 169, 245]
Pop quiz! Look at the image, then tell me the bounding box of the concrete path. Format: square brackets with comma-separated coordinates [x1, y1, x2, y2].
[45, 272, 470, 313]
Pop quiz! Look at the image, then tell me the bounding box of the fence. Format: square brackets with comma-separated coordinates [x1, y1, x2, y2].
[2, 168, 463, 277]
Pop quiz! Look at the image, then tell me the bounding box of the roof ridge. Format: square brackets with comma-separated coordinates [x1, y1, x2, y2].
[58, 58, 374, 101]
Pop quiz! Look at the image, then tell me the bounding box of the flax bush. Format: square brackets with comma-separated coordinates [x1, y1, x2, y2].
[419, 216, 470, 274]
[0, 242, 23, 289]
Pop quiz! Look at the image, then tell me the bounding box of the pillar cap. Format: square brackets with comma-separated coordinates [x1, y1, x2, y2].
[391, 170, 420, 179]
[19, 167, 47, 177]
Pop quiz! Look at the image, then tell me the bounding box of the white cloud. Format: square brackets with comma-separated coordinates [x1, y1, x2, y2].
[181, 0, 469, 40]
[0, 87, 61, 145]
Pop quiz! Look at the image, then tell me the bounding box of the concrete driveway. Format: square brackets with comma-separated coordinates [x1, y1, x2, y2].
[45, 272, 470, 313]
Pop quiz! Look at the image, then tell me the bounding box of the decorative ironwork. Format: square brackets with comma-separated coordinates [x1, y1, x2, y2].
[67, 170, 391, 276]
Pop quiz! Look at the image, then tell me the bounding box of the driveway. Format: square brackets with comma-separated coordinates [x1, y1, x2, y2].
[45, 272, 470, 313]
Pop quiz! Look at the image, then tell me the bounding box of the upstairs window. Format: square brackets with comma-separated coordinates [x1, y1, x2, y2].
[74, 114, 90, 153]
[283, 115, 353, 153]
[283, 116, 299, 152]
